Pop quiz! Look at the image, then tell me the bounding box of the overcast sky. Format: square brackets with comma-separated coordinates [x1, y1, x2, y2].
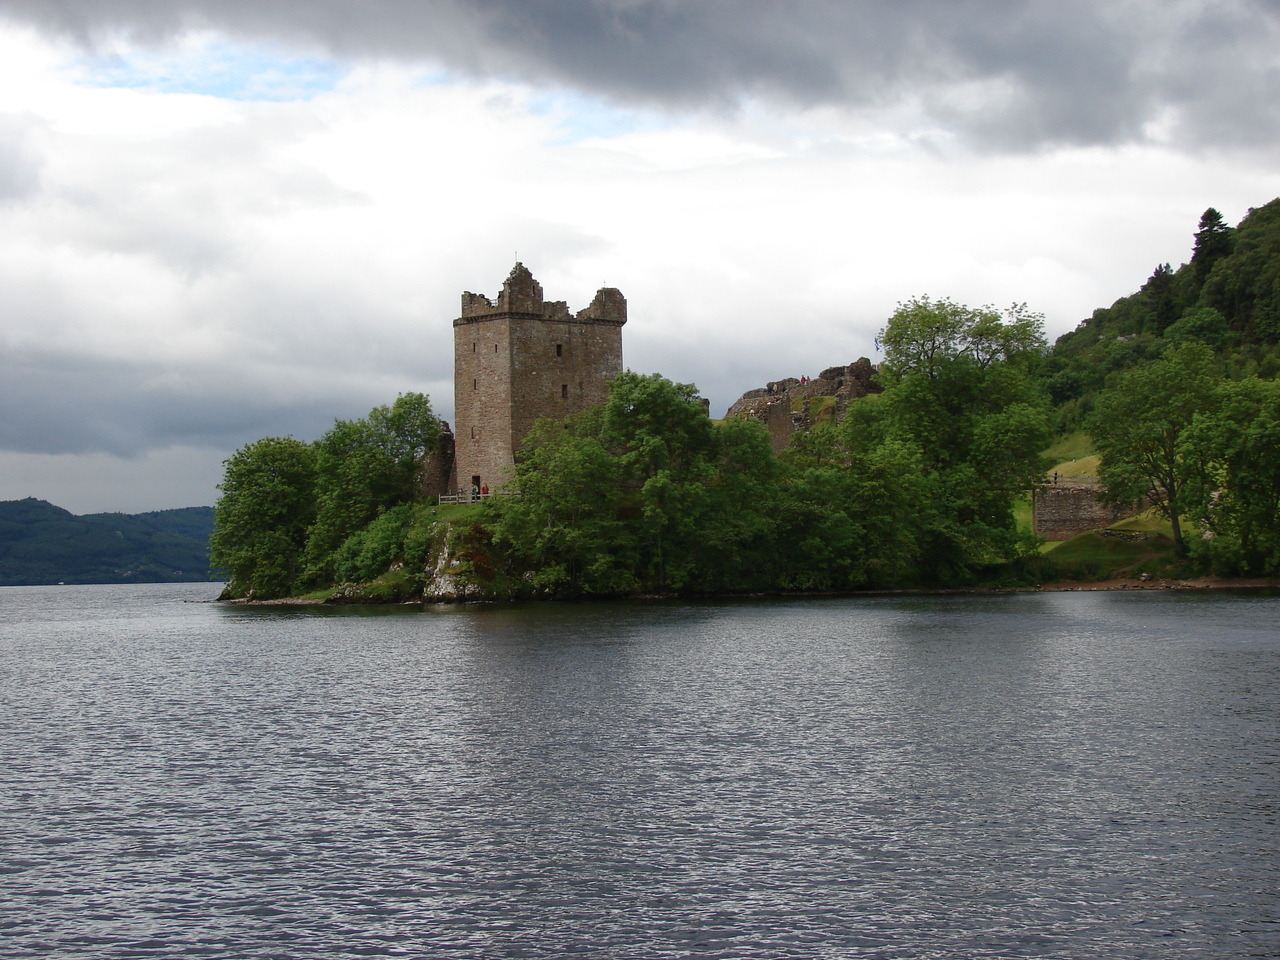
[1, 0, 1278, 514]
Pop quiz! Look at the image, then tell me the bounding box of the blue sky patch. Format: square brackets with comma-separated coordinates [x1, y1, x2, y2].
[77, 40, 343, 102]
[528, 90, 663, 145]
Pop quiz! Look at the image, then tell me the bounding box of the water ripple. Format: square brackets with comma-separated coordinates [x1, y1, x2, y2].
[0, 585, 1277, 958]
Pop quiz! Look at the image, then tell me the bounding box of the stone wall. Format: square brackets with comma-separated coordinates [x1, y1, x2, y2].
[1033, 483, 1140, 540]
[725, 358, 881, 451]
[417, 423, 456, 500]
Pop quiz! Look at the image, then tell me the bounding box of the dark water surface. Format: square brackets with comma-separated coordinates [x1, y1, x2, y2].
[1, 584, 1277, 958]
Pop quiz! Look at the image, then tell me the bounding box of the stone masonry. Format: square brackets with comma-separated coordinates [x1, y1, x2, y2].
[1032, 482, 1140, 541]
[451, 263, 626, 493]
[725, 358, 882, 452]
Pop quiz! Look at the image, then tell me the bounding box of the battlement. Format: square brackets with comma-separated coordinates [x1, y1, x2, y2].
[458, 262, 627, 326]
[579, 286, 627, 325]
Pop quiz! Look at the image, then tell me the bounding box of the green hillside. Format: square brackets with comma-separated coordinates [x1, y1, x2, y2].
[1044, 199, 1280, 426]
[0, 499, 215, 586]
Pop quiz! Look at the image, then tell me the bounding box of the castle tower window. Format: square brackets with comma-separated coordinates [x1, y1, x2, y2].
[473, 378, 477, 391]
[494, 343, 498, 353]
[561, 384, 569, 399]
[556, 343, 563, 357]
[472, 342, 476, 353]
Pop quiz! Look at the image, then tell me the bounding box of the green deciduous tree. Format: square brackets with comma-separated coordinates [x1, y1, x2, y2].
[1164, 306, 1234, 350]
[878, 296, 1045, 379]
[303, 392, 439, 584]
[485, 412, 636, 595]
[487, 372, 764, 596]
[1088, 342, 1221, 557]
[210, 437, 316, 599]
[1181, 377, 1280, 574]
[859, 297, 1053, 581]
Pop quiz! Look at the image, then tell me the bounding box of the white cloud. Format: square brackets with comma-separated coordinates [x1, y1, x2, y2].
[0, 21, 1277, 513]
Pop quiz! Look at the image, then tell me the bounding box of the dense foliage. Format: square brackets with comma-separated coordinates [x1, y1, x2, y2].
[211, 393, 439, 599]
[481, 299, 1052, 597]
[0, 499, 213, 585]
[1086, 351, 1280, 575]
[1046, 200, 1280, 427]
[1087, 343, 1219, 557]
[1045, 197, 1280, 574]
[1182, 378, 1280, 574]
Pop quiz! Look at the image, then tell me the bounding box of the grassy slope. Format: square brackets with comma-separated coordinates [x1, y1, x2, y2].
[1037, 510, 1180, 581]
[1043, 431, 1100, 479]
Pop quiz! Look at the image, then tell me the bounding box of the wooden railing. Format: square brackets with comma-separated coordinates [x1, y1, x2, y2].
[437, 490, 521, 505]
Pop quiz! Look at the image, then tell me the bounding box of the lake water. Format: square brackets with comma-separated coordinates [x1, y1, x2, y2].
[1, 583, 1277, 959]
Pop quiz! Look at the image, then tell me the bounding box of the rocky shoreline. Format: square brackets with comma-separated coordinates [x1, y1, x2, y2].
[1026, 575, 1277, 593]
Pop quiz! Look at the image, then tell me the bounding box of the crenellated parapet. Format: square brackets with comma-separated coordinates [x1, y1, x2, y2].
[458, 262, 626, 326]
[579, 286, 627, 325]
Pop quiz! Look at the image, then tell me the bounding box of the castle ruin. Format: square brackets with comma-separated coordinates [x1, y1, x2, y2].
[450, 263, 626, 494]
[724, 359, 882, 451]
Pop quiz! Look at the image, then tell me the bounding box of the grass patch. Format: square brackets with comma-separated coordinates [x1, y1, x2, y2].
[430, 502, 483, 520]
[1037, 510, 1181, 580]
[1043, 431, 1096, 463]
[1043, 431, 1101, 480]
[1012, 494, 1033, 535]
[1039, 531, 1171, 581]
[1049, 454, 1100, 478]
[1111, 509, 1174, 535]
[806, 396, 836, 422]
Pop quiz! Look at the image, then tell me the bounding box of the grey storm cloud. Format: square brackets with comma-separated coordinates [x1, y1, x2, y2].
[0, 350, 356, 457]
[1, 0, 1278, 150]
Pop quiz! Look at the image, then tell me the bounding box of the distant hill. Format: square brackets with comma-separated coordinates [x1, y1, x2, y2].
[0, 499, 215, 586]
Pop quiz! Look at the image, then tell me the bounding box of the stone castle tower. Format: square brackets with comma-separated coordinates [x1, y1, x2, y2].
[451, 263, 626, 493]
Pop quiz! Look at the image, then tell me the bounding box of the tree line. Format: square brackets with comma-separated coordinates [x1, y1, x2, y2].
[211, 299, 1055, 599]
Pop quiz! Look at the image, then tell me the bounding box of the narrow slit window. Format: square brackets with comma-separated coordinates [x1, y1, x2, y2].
[473, 378, 477, 391]
[472, 342, 476, 353]
[561, 384, 569, 399]
[556, 343, 563, 357]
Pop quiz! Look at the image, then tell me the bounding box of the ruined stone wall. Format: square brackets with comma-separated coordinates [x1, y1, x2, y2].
[417, 423, 456, 500]
[452, 263, 625, 493]
[1033, 484, 1139, 540]
[762, 400, 797, 451]
[725, 358, 882, 452]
